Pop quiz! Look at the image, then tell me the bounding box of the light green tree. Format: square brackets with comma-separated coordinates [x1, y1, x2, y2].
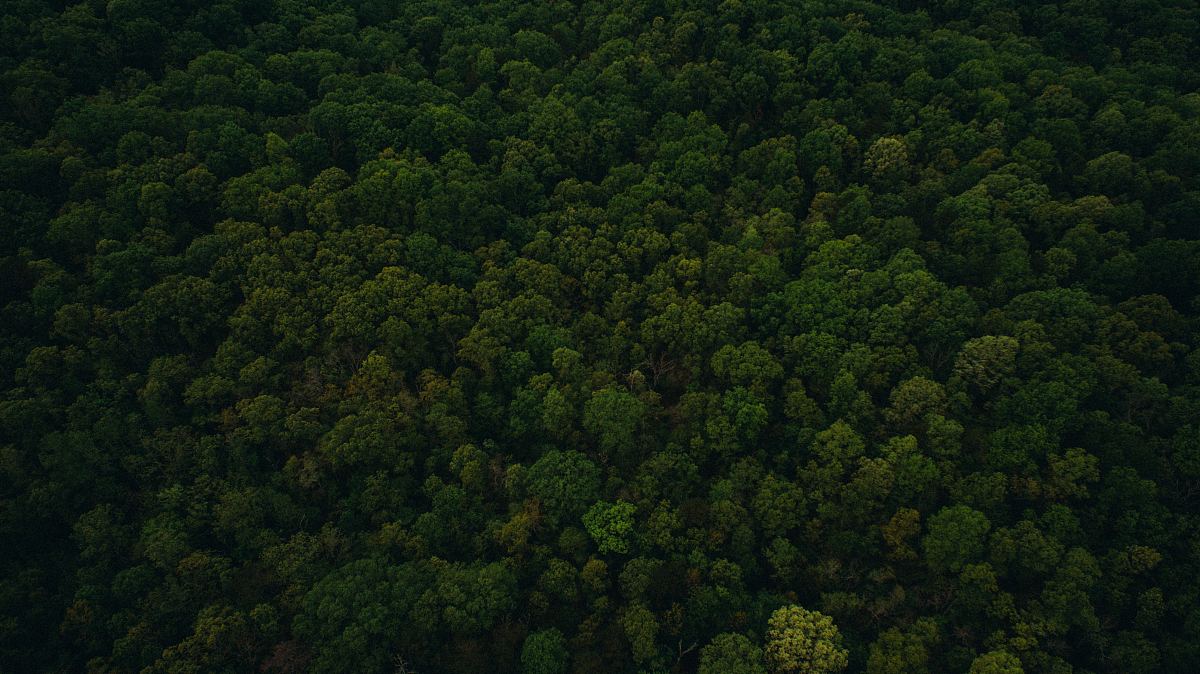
[969, 650, 1024, 674]
[765, 605, 849, 674]
[582, 500, 637, 554]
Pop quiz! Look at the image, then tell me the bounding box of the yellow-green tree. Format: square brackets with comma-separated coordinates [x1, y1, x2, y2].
[765, 605, 849, 674]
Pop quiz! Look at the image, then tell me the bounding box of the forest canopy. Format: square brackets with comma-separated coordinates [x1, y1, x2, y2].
[2, 0, 1200, 672]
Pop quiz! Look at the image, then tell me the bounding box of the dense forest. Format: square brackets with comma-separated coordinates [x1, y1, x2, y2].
[2, 0, 1199, 672]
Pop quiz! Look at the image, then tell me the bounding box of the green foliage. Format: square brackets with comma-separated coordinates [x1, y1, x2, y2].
[293, 558, 430, 673]
[620, 602, 659, 664]
[866, 619, 939, 674]
[699, 633, 767, 674]
[923, 506, 991, 573]
[583, 387, 645, 455]
[953, 336, 1019, 394]
[525, 449, 601, 524]
[968, 650, 1024, 674]
[520, 628, 569, 674]
[765, 605, 849, 674]
[2, 0, 1199, 672]
[582, 500, 637, 555]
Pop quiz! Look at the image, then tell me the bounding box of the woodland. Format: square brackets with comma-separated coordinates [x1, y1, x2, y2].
[2, 0, 1200, 672]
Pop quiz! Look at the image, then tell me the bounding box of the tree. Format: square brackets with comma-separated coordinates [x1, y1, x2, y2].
[968, 650, 1024, 674]
[953, 336, 1018, 394]
[525, 450, 602, 524]
[521, 628, 569, 674]
[864, 137, 910, 180]
[621, 603, 659, 664]
[699, 633, 767, 674]
[293, 559, 431, 674]
[866, 619, 938, 674]
[885, 377, 949, 431]
[712, 341, 784, 390]
[765, 605, 849, 674]
[582, 387, 645, 455]
[582, 501, 637, 555]
[922, 506, 991, 573]
[753, 474, 807, 539]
